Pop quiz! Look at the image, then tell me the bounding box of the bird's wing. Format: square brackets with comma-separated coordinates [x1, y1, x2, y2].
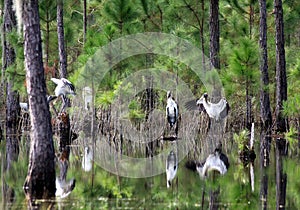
[51, 78, 61, 85]
[61, 78, 76, 92]
[184, 99, 198, 111]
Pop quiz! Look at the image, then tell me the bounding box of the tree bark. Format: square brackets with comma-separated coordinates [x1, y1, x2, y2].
[209, 0, 220, 70]
[83, 0, 87, 43]
[259, 0, 272, 133]
[275, 138, 287, 210]
[57, 0, 67, 78]
[22, 0, 55, 200]
[274, 0, 288, 133]
[3, 0, 20, 171]
[209, 0, 221, 102]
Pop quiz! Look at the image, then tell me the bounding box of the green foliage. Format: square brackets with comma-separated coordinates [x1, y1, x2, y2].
[127, 100, 145, 124]
[96, 90, 115, 109]
[284, 58, 300, 118]
[233, 129, 250, 151]
[284, 126, 298, 151]
[104, 0, 140, 34]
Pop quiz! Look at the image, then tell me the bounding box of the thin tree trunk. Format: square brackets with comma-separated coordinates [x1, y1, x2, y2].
[274, 0, 288, 133]
[23, 0, 55, 200]
[3, 0, 20, 172]
[57, 0, 67, 78]
[200, 0, 206, 72]
[209, 0, 220, 70]
[209, 0, 221, 102]
[260, 134, 271, 209]
[45, 11, 50, 65]
[83, 0, 87, 43]
[275, 138, 287, 210]
[259, 0, 272, 133]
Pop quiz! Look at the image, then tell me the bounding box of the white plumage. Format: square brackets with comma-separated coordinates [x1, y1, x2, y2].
[51, 78, 76, 97]
[55, 177, 76, 198]
[49, 78, 76, 111]
[19, 102, 28, 111]
[166, 91, 179, 128]
[166, 150, 177, 188]
[196, 93, 229, 121]
[196, 149, 229, 178]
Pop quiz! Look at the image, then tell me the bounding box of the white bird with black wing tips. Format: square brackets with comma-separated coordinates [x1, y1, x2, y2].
[166, 91, 179, 128]
[48, 78, 76, 111]
[185, 93, 230, 121]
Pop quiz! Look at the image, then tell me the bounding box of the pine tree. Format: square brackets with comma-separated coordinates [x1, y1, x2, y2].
[274, 0, 288, 133]
[23, 0, 55, 200]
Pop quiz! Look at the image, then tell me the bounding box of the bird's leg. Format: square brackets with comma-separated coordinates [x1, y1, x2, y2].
[60, 95, 66, 113]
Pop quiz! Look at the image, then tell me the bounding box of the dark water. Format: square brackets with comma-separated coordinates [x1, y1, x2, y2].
[1, 135, 300, 209]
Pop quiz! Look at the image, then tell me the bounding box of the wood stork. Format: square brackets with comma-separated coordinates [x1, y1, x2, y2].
[48, 78, 76, 111]
[186, 93, 230, 121]
[166, 91, 178, 128]
[166, 150, 178, 188]
[186, 147, 229, 178]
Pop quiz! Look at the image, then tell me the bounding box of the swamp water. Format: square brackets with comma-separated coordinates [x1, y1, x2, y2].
[1, 133, 300, 209]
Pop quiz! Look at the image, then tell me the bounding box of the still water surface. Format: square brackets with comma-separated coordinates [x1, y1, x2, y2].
[1, 135, 300, 209]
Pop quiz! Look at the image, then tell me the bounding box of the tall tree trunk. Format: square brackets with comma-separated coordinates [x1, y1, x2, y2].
[259, 0, 272, 133]
[274, 0, 288, 133]
[209, 0, 220, 70]
[209, 0, 221, 101]
[23, 0, 55, 200]
[3, 0, 20, 171]
[57, 0, 67, 78]
[200, 0, 206, 72]
[83, 0, 87, 43]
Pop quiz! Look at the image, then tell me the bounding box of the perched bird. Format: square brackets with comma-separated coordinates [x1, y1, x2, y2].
[56, 177, 76, 198]
[166, 150, 178, 188]
[166, 91, 179, 128]
[82, 146, 93, 172]
[48, 78, 76, 111]
[185, 147, 229, 178]
[186, 93, 229, 121]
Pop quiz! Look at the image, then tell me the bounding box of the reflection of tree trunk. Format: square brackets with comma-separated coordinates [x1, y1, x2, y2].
[209, 187, 220, 210]
[260, 168, 268, 210]
[275, 138, 287, 210]
[260, 134, 270, 209]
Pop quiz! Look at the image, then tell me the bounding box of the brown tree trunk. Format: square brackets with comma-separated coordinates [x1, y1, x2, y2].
[3, 0, 20, 172]
[259, 0, 272, 133]
[275, 138, 287, 210]
[23, 0, 56, 200]
[83, 0, 87, 43]
[57, 0, 67, 78]
[274, 0, 288, 133]
[209, 0, 221, 101]
[209, 0, 220, 70]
